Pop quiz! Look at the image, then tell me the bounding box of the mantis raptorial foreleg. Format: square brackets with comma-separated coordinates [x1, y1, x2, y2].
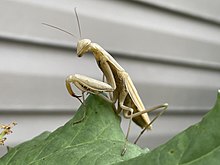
[66, 74, 114, 102]
[66, 74, 116, 124]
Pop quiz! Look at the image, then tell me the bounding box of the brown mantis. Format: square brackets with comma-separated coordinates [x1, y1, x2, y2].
[43, 8, 168, 156]
[0, 122, 17, 145]
[67, 39, 168, 155]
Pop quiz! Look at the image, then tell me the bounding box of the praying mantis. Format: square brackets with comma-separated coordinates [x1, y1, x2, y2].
[43, 8, 168, 156]
[67, 39, 168, 155]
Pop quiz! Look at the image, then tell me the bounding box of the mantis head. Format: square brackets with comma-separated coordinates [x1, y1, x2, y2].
[77, 39, 92, 57]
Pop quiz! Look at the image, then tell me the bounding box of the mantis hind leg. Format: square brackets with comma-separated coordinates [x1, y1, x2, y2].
[131, 103, 168, 144]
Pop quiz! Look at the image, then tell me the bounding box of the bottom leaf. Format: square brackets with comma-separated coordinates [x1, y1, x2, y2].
[0, 94, 146, 165]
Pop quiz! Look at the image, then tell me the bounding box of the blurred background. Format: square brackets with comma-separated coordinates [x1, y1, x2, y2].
[0, 0, 220, 156]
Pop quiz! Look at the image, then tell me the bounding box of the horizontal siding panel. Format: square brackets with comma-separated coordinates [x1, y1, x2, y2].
[0, 0, 219, 157]
[0, 0, 220, 65]
[137, 0, 220, 23]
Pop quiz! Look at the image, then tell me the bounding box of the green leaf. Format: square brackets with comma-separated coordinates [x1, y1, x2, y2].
[115, 89, 220, 165]
[0, 94, 146, 165]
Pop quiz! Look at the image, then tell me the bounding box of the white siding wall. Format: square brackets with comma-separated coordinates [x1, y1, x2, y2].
[0, 0, 219, 156]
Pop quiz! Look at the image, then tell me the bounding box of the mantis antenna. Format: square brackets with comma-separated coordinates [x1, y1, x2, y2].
[42, 23, 78, 40]
[74, 7, 82, 39]
[42, 8, 82, 40]
[42, 13, 85, 103]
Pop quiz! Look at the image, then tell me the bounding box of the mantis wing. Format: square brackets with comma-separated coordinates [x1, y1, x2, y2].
[124, 74, 152, 129]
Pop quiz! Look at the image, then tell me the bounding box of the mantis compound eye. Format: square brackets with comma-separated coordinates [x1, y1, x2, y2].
[77, 39, 91, 57]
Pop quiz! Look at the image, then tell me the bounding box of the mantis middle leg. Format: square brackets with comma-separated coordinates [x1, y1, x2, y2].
[118, 89, 168, 155]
